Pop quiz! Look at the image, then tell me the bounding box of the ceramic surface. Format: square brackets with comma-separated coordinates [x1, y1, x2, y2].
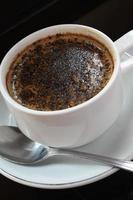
[0, 63, 133, 188]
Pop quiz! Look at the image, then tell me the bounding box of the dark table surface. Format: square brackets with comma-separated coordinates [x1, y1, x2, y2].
[0, 0, 133, 199]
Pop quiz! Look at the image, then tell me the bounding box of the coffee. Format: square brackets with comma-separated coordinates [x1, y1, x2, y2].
[6, 33, 114, 111]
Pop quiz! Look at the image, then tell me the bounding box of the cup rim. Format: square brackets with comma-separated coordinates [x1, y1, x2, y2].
[0, 24, 120, 116]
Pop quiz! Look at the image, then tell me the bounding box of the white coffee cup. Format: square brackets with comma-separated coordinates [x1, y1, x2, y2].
[0, 24, 133, 148]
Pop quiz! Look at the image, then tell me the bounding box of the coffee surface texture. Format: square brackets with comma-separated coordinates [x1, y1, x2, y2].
[7, 33, 114, 111]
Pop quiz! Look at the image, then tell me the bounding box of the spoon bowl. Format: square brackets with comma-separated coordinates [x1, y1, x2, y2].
[0, 126, 48, 164]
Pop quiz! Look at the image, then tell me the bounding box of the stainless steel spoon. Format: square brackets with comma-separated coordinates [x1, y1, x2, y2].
[0, 126, 133, 172]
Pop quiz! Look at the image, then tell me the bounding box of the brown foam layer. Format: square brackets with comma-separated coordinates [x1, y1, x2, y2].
[6, 33, 114, 111]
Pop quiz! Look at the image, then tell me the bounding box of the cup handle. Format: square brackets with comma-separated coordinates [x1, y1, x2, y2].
[114, 30, 133, 75]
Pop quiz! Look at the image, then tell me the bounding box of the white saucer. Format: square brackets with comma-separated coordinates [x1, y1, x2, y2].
[0, 68, 133, 189]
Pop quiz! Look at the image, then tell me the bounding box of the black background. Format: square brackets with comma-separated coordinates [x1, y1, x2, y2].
[1, 0, 133, 199]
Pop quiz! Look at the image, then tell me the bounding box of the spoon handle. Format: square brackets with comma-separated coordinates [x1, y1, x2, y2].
[54, 148, 133, 172]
